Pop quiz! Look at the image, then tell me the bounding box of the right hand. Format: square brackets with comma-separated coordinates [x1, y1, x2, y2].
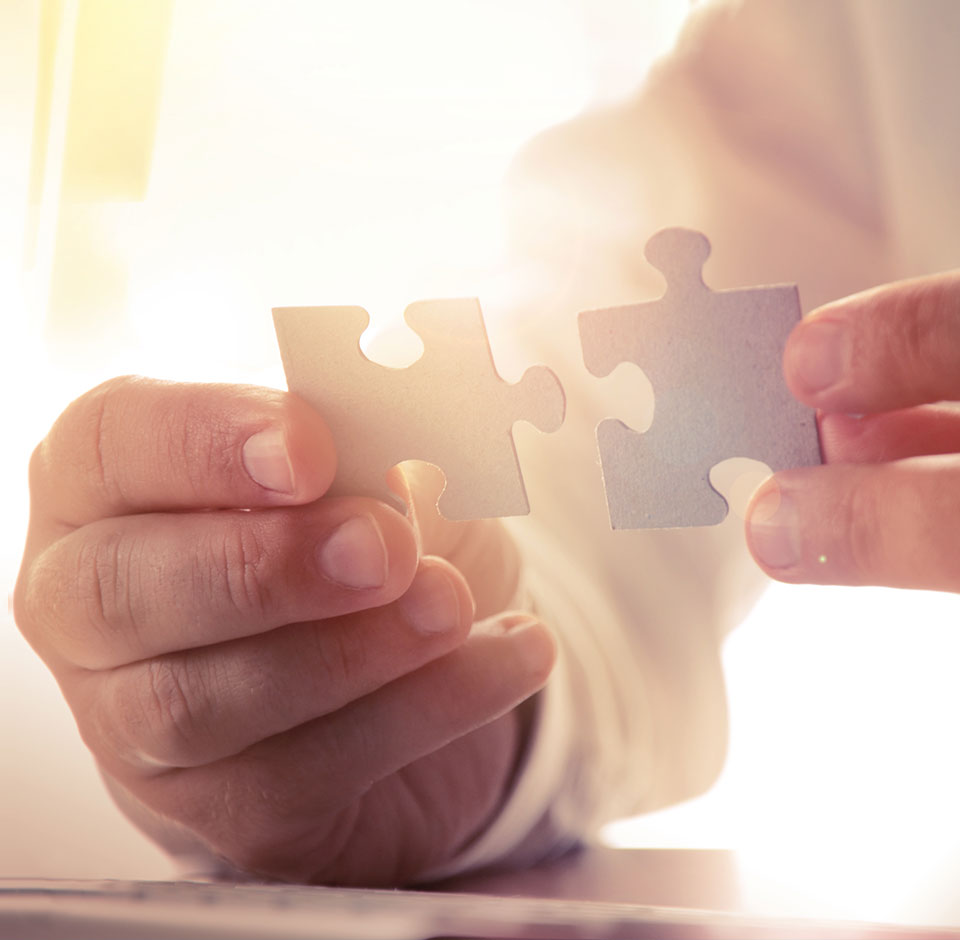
[746, 271, 960, 592]
[13, 376, 555, 885]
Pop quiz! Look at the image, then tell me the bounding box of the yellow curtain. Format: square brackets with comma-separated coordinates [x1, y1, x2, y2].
[28, 0, 172, 342]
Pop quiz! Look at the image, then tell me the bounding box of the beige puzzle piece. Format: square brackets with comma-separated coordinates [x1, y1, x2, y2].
[273, 298, 565, 519]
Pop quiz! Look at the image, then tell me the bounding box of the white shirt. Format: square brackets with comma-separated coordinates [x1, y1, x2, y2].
[428, 0, 960, 878]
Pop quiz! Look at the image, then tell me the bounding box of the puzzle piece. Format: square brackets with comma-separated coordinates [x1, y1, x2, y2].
[578, 228, 821, 529]
[273, 299, 565, 520]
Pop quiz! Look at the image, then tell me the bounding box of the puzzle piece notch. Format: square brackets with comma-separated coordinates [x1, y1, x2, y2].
[273, 298, 565, 521]
[579, 227, 821, 529]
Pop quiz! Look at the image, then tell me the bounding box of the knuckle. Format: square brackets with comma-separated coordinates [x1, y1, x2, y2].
[143, 658, 201, 765]
[154, 403, 191, 484]
[305, 622, 367, 691]
[15, 534, 130, 666]
[28, 375, 140, 521]
[924, 279, 960, 375]
[212, 772, 353, 881]
[842, 475, 883, 582]
[74, 530, 136, 654]
[213, 775, 302, 870]
[65, 378, 133, 510]
[15, 554, 69, 655]
[213, 524, 272, 620]
[88, 379, 123, 498]
[896, 297, 933, 386]
[109, 658, 203, 767]
[892, 280, 959, 396]
[167, 395, 236, 499]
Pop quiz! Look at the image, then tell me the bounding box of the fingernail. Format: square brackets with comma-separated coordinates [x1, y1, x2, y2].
[507, 618, 556, 676]
[791, 319, 849, 394]
[243, 428, 295, 494]
[747, 485, 801, 569]
[399, 565, 464, 635]
[317, 515, 388, 589]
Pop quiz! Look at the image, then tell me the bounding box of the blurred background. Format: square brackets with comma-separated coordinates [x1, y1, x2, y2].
[3, 0, 960, 926]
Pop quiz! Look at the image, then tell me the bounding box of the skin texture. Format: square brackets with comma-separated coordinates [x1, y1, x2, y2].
[13, 376, 556, 886]
[746, 270, 960, 592]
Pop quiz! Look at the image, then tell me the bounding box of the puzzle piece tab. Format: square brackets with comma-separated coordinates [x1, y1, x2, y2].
[273, 299, 565, 520]
[578, 228, 821, 529]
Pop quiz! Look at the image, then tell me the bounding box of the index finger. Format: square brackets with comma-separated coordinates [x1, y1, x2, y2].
[784, 271, 960, 415]
[29, 376, 336, 532]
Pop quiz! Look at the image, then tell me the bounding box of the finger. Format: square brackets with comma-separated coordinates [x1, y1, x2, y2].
[137, 616, 556, 874]
[392, 462, 522, 619]
[72, 558, 475, 770]
[745, 457, 960, 591]
[29, 376, 336, 533]
[784, 271, 960, 414]
[20, 498, 418, 669]
[820, 404, 960, 464]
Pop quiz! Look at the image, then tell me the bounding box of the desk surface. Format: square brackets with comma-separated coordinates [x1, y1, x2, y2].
[4, 849, 960, 940]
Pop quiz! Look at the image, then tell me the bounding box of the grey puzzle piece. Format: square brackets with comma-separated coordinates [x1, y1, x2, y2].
[273, 298, 565, 520]
[579, 228, 821, 529]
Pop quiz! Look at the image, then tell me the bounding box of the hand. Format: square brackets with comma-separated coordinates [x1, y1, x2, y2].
[13, 377, 555, 885]
[745, 271, 960, 592]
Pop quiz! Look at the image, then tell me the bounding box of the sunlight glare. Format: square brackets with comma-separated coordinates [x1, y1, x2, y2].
[603, 580, 960, 924]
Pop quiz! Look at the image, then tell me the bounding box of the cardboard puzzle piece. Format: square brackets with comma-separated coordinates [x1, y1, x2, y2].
[578, 227, 821, 529]
[273, 299, 565, 520]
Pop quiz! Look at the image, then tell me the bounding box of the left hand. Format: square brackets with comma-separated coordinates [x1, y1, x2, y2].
[745, 270, 960, 592]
